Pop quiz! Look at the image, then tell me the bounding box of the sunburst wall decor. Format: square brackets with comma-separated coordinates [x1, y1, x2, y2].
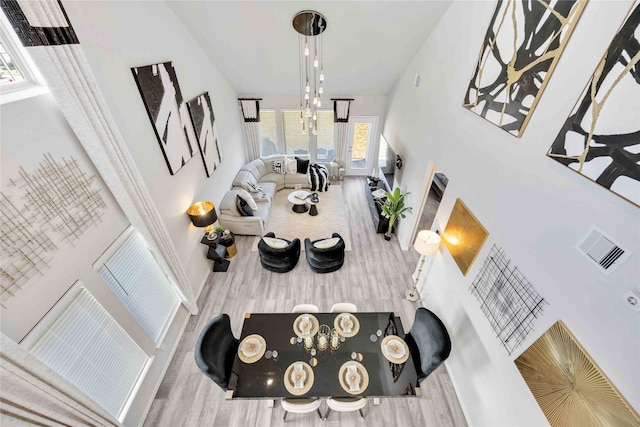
[515, 321, 640, 427]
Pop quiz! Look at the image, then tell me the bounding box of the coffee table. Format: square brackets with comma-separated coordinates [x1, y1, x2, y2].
[288, 190, 310, 213]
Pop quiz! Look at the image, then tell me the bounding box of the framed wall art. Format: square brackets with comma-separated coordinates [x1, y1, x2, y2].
[463, 0, 586, 137]
[547, 1, 640, 207]
[131, 61, 195, 175]
[442, 198, 489, 276]
[515, 321, 640, 426]
[187, 92, 223, 177]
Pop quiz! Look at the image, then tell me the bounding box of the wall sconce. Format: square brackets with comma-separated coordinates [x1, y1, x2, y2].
[187, 201, 217, 237]
[407, 230, 441, 301]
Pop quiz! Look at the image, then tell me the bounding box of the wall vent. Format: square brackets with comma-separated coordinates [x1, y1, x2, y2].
[576, 226, 630, 275]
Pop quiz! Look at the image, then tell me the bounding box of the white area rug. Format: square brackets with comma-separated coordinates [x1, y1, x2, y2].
[253, 185, 352, 251]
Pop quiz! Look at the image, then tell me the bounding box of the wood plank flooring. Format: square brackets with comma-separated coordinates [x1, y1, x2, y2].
[144, 177, 467, 427]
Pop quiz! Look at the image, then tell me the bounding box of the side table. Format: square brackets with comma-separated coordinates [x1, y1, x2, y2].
[200, 232, 230, 272]
[218, 232, 237, 258]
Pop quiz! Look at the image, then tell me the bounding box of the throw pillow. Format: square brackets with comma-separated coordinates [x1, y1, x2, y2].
[285, 157, 297, 174]
[295, 157, 310, 174]
[262, 236, 289, 249]
[238, 188, 258, 210]
[236, 195, 253, 217]
[247, 182, 263, 193]
[272, 160, 285, 174]
[313, 237, 340, 249]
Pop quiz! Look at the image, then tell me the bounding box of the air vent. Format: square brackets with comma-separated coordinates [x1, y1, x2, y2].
[576, 226, 630, 275]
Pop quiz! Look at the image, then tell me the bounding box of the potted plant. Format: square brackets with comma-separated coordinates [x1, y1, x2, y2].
[377, 188, 412, 241]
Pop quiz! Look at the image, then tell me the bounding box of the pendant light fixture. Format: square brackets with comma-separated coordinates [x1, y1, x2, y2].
[293, 10, 326, 135]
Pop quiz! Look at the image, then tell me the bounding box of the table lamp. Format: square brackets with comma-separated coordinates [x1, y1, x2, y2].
[187, 201, 217, 237]
[407, 230, 441, 301]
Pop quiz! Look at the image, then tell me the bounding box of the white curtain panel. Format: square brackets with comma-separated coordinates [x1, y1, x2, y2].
[8, 0, 198, 313]
[239, 99, 261, 160]
[334, 100, 351, 167]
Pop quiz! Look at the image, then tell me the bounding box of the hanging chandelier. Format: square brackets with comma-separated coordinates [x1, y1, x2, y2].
[293, 10, 326, 136]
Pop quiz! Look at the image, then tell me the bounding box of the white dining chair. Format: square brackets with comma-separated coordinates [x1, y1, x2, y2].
[330, 302, 357, 313]
[281, 398, 323, 421]
[292, 303, 320, 313]
[324, 397, 367, 420]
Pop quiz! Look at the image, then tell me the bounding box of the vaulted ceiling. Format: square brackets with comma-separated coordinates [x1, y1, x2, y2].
[168, 1, 452, 97]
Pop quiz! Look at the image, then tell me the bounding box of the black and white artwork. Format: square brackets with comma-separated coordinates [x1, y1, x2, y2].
[547, 1, 640, 207]
[463, 0, 586, 137]
[131, 62, 194, 175]
[186, 92, 223, 177]
[469, 245, 546, 355]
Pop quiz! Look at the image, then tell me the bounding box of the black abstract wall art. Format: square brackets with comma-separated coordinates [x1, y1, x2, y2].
[463, 0, 586, 137]
[547, 1, 640, 207]
[131, 62, 194, 175]
[187, 92, 223, 177]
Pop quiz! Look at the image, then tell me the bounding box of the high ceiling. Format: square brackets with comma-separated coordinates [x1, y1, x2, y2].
[168, 1, 452, 97]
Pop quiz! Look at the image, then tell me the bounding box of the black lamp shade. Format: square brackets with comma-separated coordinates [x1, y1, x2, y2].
[187, 201, 217, 228]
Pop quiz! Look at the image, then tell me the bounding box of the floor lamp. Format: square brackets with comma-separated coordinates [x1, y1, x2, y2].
[407, 230, 441, 302]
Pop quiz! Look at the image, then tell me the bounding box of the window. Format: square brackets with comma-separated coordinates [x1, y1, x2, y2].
[95, 227, 180, 344]
[260, 109, 278, 156]
[282, 110, 309, 155]
[0, 41, 24, 85]
[316, 110, 334, 161]
[0, 12, 46, 100]
[25, 283, 150, 419]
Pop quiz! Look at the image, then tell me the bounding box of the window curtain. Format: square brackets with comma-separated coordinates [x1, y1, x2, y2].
[333, 99, 352, 167]
[1, 0, 198, 314]
[0, 332, 117, 426]
[239, 99, 261, 161]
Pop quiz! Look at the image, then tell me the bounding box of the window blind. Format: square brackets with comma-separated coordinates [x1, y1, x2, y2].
[97, 230, 180, 343]
[29, 287, 149, 418]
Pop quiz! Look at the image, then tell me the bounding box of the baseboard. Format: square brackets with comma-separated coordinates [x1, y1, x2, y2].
[444, 359, 472, 425]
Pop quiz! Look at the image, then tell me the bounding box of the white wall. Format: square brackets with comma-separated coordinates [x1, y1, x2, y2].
[63, 0, 247, 296]
[384, 1, 640, 425]
[0, 92, 130, 342]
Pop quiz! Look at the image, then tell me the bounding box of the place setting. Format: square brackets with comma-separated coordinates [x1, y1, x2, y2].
[293, 313, 319, 337]
[238, 334, 267, 364]
[381, 335, 409, 364]
[333, 312, 360, 337]
[284, 361, 315, 395]
[338, 361, 369, 395]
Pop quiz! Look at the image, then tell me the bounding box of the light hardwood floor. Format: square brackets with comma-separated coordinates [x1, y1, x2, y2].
[144, 177, 467, 427]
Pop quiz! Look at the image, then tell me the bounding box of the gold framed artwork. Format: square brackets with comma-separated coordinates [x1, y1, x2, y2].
[515, 321, 640, 427]
[442, 198, 489, 276]
[547, 1, 640, 207]
[463, 0, 587, 137]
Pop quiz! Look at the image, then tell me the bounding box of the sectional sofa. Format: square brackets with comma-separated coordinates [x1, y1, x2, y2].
[218, 155, 312, 235]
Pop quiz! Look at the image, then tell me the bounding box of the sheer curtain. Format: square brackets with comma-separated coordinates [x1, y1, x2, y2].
[239, 99, 261, 161]
[333, 99, 352, 168]
[1, 0, 198, 313]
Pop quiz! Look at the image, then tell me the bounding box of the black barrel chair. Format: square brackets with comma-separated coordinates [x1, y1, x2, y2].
[257, 232, 301, 273]
[404, 308, 452, 381]
[304, 233, 345, 273]
[194, 314, 239, 390]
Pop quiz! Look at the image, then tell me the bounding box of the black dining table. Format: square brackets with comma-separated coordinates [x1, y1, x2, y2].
[226, 312, 419, 399]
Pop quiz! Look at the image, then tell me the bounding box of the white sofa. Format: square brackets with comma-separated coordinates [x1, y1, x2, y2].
[218, 155, 311, 236]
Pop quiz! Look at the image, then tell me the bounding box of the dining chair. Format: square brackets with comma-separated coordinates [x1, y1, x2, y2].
[281, 398, 323, 421]
[404, 307, 451, 381]
[330, 302, 357, 313]
[324, 397, 367, 420]
[194, 314, 239, 391]
[292, 303, 320, 313]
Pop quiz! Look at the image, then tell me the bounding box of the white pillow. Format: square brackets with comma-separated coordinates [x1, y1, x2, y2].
[238, 189, 258, 210]
[262, 237, 289, 249]
[313, 237, 340, 249]
[285, 158, 297, 174]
